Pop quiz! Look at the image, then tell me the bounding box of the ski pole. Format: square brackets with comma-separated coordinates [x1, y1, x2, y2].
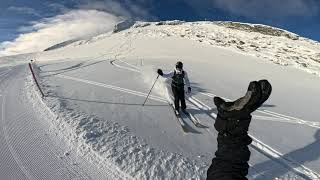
[142, 74, 159, 106]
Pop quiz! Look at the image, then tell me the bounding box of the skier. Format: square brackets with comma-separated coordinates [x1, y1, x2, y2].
[207, 80, 272, 180]
[157, 61, 191, 115]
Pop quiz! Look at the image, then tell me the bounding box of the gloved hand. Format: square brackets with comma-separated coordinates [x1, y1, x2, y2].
[213, 80, 272, 136]
[157, 69, 163, 76]
[187, 87, 191, 93]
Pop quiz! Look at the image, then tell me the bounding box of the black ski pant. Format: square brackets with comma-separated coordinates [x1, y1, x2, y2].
[207, 133, 252, 180]
[171, 84, 186, 111]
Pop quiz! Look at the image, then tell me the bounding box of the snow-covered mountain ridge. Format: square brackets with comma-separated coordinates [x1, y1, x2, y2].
[133, 21, 320, 74]
[42, 20, 320, 77]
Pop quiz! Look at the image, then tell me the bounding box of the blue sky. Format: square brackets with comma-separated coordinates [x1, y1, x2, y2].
[1, 0, 320, 56]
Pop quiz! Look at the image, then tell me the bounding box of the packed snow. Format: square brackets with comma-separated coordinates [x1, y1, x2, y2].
[1, 20, 320, 179]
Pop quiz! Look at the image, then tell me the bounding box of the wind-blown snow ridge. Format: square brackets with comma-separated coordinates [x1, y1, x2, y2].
[25, 64, 208, 179]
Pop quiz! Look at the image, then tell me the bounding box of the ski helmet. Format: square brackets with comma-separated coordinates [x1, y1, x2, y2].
[176, 61, 183, 69]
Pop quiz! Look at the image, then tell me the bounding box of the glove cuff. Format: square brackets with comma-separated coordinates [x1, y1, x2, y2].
[214, 114, 252, 136]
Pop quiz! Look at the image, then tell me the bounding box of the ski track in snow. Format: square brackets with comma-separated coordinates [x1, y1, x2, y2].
[31, 89, 134, 179]
[57, 74, 167, 103]
[112, 56, 317, 127]
[109, 58, 320, 179]
[30, 64, 137, 180]
[0, 68, 33, 180]
[98, 33, 320, 130]
[29, 63, 209, 179]
[110, 60, 141, 73]
[200, 92, 320, 129]
[188, 92, 320, 179]
[1, 97, 34, 180]
[100, 31, 320, 178]
[18, 55, 319, 179]
[110, 59, 216, 139]
[0, 66, 98, 180]
[25, 35, 211, 179]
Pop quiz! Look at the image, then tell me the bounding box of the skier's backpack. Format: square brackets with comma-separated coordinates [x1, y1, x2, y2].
[172, 70, 185, 86]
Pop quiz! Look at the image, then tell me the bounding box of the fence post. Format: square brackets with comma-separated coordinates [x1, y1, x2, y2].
[28, 63, 45, 98]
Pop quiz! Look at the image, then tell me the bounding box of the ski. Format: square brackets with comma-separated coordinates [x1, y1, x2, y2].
[169, 104, 188, 133]
[181, 110, 202, 127]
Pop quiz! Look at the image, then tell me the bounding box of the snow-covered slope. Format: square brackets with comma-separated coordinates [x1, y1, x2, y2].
[1, 21, 320, 180]
[39, 21, 320, 76]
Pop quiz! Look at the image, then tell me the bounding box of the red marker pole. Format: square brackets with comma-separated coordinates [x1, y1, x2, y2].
[28, 63, 45, 98]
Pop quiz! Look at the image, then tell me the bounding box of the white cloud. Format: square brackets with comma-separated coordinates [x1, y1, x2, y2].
[7, 6, 41, 17]
[0, 10, 120, 57]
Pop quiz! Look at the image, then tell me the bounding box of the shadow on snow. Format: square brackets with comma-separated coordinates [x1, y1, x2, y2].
[251, 130, 320, 180]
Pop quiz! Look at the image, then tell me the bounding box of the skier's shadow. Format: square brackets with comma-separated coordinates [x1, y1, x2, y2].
[185, 108, 212, 128]
[181, 119, 202, 134]
[188, 106, 217, 118]
[250, 129, 320, 180]
[189, 82, 208, 96]
[260, 104, 276, 108]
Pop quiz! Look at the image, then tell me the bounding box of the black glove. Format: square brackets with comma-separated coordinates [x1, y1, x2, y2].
[207, 80, 271, 180]
[187, 87, 191, 93]
[157, 69, 163, 76]
[214, 80, 272, 136]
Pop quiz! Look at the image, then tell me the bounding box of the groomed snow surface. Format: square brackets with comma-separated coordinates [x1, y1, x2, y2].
[1, 21, 320, 179]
